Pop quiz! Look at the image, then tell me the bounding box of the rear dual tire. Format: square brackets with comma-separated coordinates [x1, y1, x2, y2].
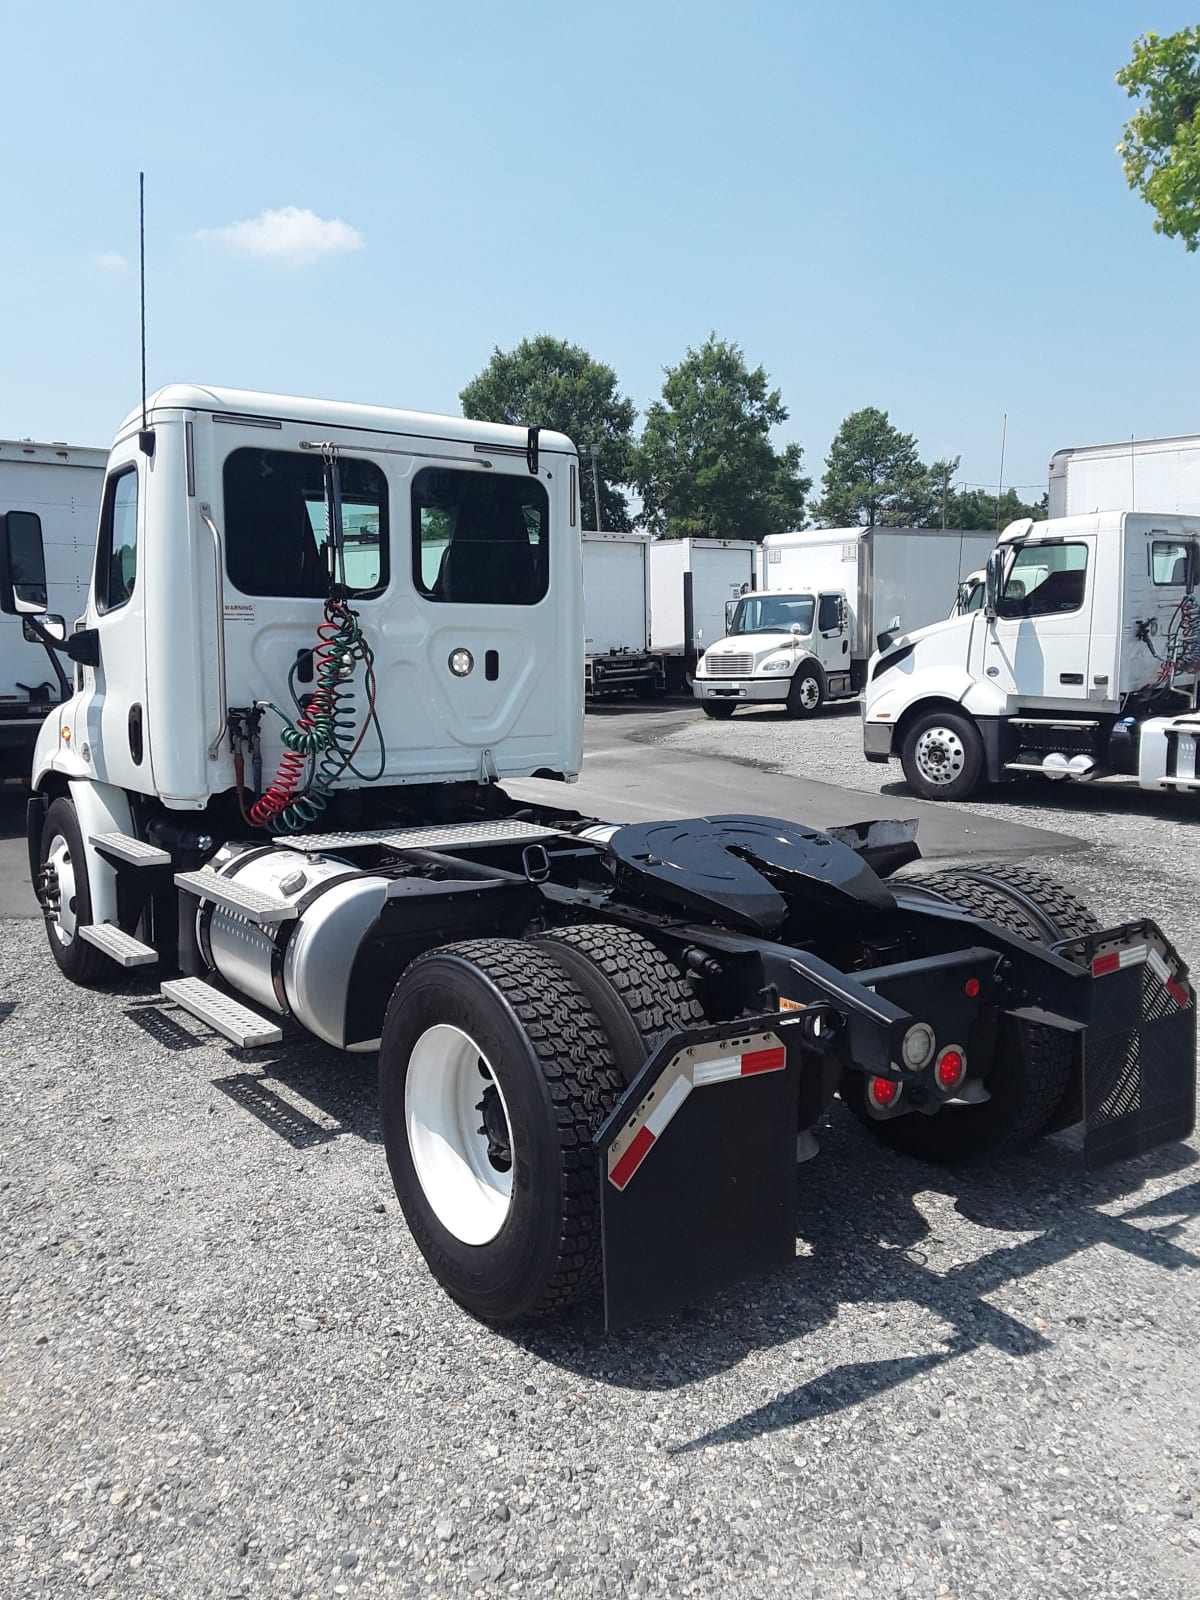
[379, 928, 700, 1323]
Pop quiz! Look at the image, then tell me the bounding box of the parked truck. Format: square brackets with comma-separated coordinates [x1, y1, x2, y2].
[0, 439, 105, 779]
[693, 526, 996, 718]
[5, 386, 1193, 1330]
[864, 510, 1200, 802]
[648, 536, 758, 693]
[1049, 432, 1200, 518]
[582, 529, 664, 700]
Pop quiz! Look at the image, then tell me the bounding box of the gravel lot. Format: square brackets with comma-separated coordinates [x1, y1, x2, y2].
[3, 722, 1200, 1600]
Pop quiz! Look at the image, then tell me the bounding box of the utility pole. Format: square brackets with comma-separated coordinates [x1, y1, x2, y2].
[941, 462, 949, 530]
[586, 443, 603, 532]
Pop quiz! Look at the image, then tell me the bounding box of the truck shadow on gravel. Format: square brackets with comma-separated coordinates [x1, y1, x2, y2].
[877, 775, 1200, 825]
[519, 1106, 1200, 1450]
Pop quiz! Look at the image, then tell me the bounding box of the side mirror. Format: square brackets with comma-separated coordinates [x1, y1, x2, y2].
[725, 600, 736, 632]
[23, 613, 66, 643]
[0, 510, 49, 615]
[985, 548, 1004, 618]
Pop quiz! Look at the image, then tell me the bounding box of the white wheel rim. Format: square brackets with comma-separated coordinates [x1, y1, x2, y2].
[405, 1024, 515, 1245]
[45, 833, 78, 946]
[914, 726, 966, 786]
[799, 676, 820, 709]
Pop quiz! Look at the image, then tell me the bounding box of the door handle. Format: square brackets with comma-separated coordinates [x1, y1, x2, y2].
[1059, 672, 1083, 685]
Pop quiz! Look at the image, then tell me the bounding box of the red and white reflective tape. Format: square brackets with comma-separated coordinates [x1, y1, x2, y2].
[1090, 939, 1190, 1007]
[607, 1037, 786, 1192]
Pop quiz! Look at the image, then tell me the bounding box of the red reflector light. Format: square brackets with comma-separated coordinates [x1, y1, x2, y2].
[936, 1048, 965, 1089]
[868, 1075, 900, 1108]
[964, 978, 980, 998]
[1092, 951, 1121, 977]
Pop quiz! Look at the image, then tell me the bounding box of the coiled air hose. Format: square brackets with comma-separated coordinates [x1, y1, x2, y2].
[249, 596, 385, 832]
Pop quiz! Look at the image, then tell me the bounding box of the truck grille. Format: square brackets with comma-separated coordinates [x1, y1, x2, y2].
[706, 653, 754, 677]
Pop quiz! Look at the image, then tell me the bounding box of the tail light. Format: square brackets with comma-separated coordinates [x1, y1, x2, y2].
[935, 1046, 967, 1092]
[867, 1075, 901, 1110]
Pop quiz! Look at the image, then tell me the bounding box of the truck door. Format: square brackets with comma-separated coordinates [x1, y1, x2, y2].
[982, 538, 1095, 703]
[816, 591, 849, 675]
[85, 453, 151, 790]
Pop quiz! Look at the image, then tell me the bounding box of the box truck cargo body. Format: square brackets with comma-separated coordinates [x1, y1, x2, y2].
[582, 530, 664, 698]
[1048, 434, 1200, 518]
[693, 526, 994, 719]
[0, 440, 105, 778]
[649, 537, 758, 691]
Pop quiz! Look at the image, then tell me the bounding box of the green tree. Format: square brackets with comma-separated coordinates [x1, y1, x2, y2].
[813, 407, 929, 527]
[935, 485, 1047, 531]
[460, 335, 636, 529]
[632, 336, 809, 540]
[1117, 28, 1200, 250]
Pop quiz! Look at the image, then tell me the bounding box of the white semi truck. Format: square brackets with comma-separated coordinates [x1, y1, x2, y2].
[582, 529, 664, 699]
[0, 439, 105, 779]
[648, 536, 758, 693]
[864, 511, 1200, 801]
[6, 385, 1193, 1330]
[693, 526, 995, 719]
[1049, 433, 1200, 518]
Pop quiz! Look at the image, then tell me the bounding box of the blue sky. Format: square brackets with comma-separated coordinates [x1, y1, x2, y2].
[2, 1, 1196, 505]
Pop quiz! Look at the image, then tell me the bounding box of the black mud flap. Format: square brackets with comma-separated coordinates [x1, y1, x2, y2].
[595, 1014, 805, 1330]
[1060, 922, 1197, 1167]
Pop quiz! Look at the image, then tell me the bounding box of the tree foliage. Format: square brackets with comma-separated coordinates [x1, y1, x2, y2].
[460, 335, 636, 529]
[632, 336, 809, 540]
[933, 484, 1047, 531]
[1117, 28, 1200, 251]
[813, 407, 930, 527]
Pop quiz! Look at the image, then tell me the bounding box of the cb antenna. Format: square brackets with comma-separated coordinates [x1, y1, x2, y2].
[138, 171, 154, 457]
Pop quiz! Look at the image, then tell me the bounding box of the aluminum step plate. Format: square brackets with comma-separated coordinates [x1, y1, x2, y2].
[78, 922, 158, 967]
[90, 831, 172, 867]
[160, 977, 283, 1048]
[273, 819, 570, 853]
[174, 869, 297, 924]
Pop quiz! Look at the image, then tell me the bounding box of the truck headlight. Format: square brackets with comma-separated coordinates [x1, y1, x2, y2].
[761, 655, 790, 672]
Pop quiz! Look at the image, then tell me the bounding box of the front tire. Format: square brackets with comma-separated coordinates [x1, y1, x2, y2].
[787, 665, 825, 718]
[39, 797, 101, 985]
[700, 700, 736, 719]
[900, 709, 984, 801]
[378, 940, 623, 1324]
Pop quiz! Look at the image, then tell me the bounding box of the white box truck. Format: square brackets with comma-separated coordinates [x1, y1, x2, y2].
[648, 537, 758, 692]
[693, 526, 995, 718]
[864, 510, 1200, 801]
[582, 530, 664, 699]
[1048, 433, 1200, 518]
[0, 439, 105, 779]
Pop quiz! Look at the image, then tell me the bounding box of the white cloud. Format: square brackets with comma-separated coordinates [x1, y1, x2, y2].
[95, 251, 127, 272]
[195, 205, 365, 265]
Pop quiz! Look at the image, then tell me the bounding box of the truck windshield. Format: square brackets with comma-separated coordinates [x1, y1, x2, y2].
[730, 595, 814, 635]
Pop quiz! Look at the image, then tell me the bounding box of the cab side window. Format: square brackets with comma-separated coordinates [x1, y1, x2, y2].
[998, 542, 1088, 618]
[95, 468, 138, 615]
[818, 594, 841, 632]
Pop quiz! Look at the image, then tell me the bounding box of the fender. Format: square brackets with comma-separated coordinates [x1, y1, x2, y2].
[65, 779, 136, 930]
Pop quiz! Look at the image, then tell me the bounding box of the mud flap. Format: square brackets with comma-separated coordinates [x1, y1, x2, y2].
[595, 1016, 804, 1330]
[1062, 922, 1197, 1167]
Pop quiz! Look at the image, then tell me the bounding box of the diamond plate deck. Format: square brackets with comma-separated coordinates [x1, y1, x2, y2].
[272, 820, 570, 853]
[90, 831, 172, 867]
[174, 869, 298, 924]
[160, 978, 283, 1048]
[78, 923, 158, 967]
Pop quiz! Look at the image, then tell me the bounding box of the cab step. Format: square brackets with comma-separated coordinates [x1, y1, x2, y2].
[90, 831, 173, 867]
[174, 868, 297, 925]
[78, 922, 159, 967]
[160, 977, 283, 1047]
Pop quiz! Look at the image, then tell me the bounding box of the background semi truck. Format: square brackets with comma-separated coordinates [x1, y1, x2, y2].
[1049, 432, 1200, 518]
[582, 529, 663, 699]
[864, 510, 1200, 801]
[693, 525, 995, 718]
[647, 536, 757, 692]
[5, 384, 1192, 1331]
[0, 439, 105, 779]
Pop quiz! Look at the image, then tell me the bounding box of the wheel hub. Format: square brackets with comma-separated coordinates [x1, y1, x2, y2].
[43, 835, 78, 945]
[476, 1076, 513, 1172]
[915, 726, 965, 786]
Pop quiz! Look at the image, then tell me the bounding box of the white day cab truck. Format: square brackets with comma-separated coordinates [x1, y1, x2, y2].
[0, 439, 105, 781]
[581, 529, 664, 700]
[4, 386, 1194, 1330]
[647, 536, 758, 694]
[864, 511, 1200, 801]
[693, 526, 996, 719]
